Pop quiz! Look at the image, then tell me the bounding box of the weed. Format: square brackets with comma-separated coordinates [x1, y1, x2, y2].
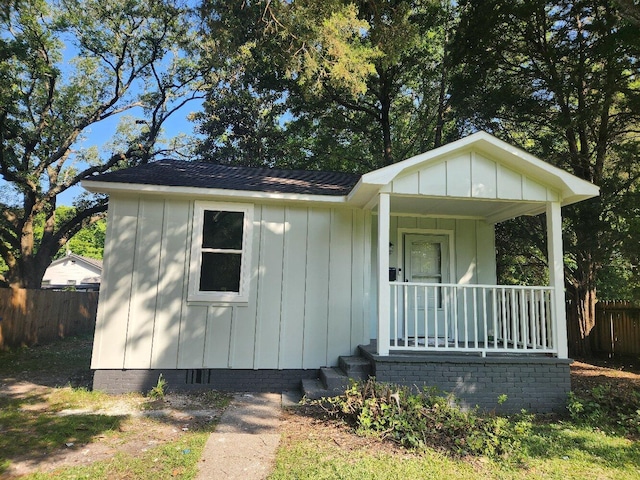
[317, 379, 531, 460]
[567, 384, 640, 436]
[196, 390, 232, 409]
[147, 374, 167, 401]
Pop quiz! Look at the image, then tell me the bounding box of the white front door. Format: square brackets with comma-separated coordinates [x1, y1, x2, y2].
[402, 234, 450, 341]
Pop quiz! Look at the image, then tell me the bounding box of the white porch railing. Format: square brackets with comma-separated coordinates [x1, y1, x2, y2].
[389, 282, 556, 356]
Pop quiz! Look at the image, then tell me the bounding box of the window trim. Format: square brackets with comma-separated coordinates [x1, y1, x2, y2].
[188, 201, 254, 303]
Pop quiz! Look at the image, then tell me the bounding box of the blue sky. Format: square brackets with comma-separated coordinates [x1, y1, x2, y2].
[0, 101, 203, 207]
[55, 99, 203, 205]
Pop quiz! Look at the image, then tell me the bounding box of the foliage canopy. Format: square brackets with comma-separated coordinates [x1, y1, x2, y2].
[0, 0, 202, 287]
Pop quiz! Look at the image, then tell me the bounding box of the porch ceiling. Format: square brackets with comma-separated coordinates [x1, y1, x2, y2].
[389, 195, 545, 224]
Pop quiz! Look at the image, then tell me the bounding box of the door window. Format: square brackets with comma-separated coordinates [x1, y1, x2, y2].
[404, 234, 450, 308]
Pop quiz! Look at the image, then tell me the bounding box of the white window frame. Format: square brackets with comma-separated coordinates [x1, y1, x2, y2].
[188, 201, 254, 303]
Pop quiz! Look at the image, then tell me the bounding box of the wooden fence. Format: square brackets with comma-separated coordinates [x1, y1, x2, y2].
[0, 288, 98, 349]
[592, 300, 640, 356]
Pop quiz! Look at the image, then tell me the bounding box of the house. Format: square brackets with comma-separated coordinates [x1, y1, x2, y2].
[82, 132, 599, 412]
[41, 251, 102, 291]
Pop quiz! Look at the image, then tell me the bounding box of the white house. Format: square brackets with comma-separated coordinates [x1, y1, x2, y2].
[41, 251, 102, 290]
[82, 132, 599, 412]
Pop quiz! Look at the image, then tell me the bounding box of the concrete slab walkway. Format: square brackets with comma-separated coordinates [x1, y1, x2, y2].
[195, 393, 284, 480]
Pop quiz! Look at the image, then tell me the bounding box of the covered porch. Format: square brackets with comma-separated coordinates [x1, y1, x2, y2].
[353, 133, 599, 359]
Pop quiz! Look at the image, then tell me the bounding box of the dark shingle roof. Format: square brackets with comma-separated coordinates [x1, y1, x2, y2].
[89, 160, 362, 196]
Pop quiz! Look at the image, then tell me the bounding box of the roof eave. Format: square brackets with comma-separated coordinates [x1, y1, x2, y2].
[82, 180, 350, 205]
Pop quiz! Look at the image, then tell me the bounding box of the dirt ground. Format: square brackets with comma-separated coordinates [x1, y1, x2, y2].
[3, 352, 640, 478]
[570, 354, 640, 410]
[0, 380, 226, 479]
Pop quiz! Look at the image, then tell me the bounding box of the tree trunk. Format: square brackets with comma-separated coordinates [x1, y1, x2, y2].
[7, 218, 53, 289]
[8, 255, 48, 289]
[564, 198, 602, 358]
[381, 96, 392, 166]
[567, 283, 597, 357]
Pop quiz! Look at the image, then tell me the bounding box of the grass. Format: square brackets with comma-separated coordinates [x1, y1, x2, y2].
[271, 421, 640, 479]
[0, 334, 93, 379]
[22, 432, 211, 480]
[271, 441, 480, 480]
[0, 335, 229, 479]
[270, 377, 640, 480]
[4, 335, 640, 479]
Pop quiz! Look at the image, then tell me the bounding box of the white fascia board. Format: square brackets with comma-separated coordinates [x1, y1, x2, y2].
[81, 180, 350, 205]
[471, 135, 600, 201]
[359, 131, 492, 186]
[346, 179, 382, 208]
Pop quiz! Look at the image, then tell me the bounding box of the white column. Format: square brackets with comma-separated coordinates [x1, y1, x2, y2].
[377, 193, 390, 356]
[546, 201, 568, 359]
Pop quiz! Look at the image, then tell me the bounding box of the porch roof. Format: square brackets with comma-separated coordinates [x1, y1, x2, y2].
[348, 131, 600, 223]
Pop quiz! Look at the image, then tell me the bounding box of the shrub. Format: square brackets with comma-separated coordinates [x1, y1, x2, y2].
[567, 384, 640, 437]
[318, 379, 532, 459]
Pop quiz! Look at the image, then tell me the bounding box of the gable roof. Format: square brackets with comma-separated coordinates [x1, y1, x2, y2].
[48, 252, 103, 271]
[82, 132, 599, 222]
[351, 131, 599, 205]
[87, 160, 361, 196]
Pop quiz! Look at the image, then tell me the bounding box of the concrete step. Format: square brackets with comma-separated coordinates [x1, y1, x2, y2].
[301, 355, 373, 401]
[301, 378, 327, 400]
[338, 355, 372, 381]
[320, 367, 350, 392]
[302, 369, 351, 400]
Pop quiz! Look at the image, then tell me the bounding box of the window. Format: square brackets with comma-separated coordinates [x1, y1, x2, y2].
[188, 201, 253, 303]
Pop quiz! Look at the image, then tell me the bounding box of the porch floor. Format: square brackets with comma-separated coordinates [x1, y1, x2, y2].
[360, 339, 558, 361]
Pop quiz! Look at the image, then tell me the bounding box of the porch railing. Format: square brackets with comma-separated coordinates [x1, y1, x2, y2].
[389, 282, 556, 355]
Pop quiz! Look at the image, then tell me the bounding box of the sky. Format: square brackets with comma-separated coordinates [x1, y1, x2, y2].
[0, 103, 201, 207]
[55, 100, 203, 206]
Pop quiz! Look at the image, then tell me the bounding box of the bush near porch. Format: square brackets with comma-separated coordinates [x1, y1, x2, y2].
[272, 360, 640, 479]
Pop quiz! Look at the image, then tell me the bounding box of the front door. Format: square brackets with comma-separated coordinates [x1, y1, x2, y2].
[402, 234, 450, 342]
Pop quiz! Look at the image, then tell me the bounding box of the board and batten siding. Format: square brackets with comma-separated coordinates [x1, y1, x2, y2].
[390, 150, 559, 202]
[91, 195, 370, 371]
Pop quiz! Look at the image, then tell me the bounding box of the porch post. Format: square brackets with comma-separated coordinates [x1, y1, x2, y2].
[377, 192, 390, 356]
[546, 201, 568, 359]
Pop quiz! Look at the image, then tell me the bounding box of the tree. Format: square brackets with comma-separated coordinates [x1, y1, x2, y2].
[450, 0, 640, 356]
[42, 206, 106, 260]
[0, 0, 202, 288]
[196, 0, 457, 172]
[616, 0, 640, 25]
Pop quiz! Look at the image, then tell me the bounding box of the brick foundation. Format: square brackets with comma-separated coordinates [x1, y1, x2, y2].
[360, 346, 571, 413]
[93, 368, 319, 394]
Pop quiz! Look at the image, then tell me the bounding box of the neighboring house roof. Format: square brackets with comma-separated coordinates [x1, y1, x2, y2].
[42, 252, 103, 287]
[89, 160, 362, 196]
[71, 254, 103, 270]
[47, 252, 103, 271]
